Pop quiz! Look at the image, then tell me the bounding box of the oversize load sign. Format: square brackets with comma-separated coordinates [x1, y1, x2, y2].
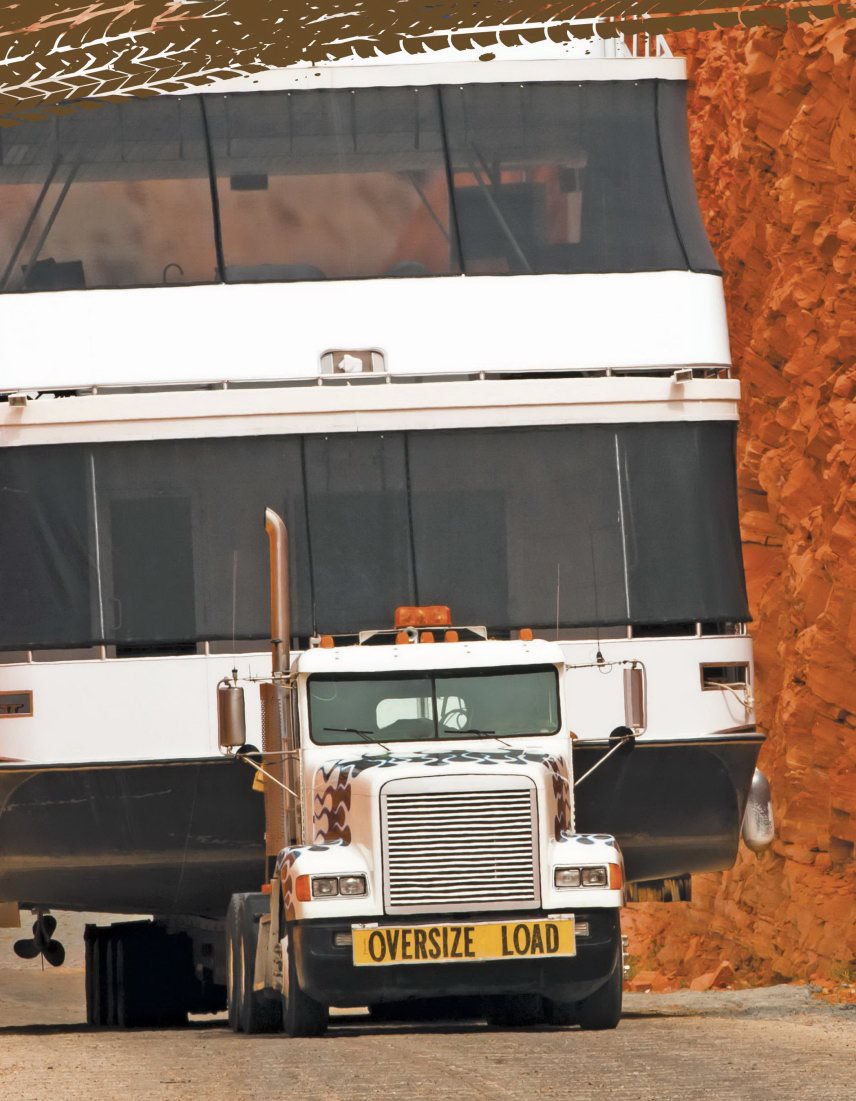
[352, 918, 575, 966]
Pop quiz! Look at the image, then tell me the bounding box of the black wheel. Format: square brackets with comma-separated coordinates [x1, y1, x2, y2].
[485, 993, 544, 1028]
[226, 901, 242, 1032]
[282, 930, 328, 1038]
[575, 955, 623, 1031]
[226, 894, 281, 1035]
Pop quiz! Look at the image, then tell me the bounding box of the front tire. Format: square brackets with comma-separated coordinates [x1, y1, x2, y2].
[282, 932, 329, 1038]
[575, 955, 623, 1031]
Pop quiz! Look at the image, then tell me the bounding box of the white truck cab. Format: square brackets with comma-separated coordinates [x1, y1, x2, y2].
[222, 514, 625, 1036]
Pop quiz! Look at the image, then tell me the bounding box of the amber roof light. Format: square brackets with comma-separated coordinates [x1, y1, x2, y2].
[394, 605, 452, 628]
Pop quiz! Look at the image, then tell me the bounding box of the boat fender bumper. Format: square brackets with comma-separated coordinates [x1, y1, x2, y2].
[741, 768, 775, 853]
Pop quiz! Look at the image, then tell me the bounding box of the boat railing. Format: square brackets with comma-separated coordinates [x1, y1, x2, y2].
[404, 20, 672, 63]
[1, 364, 732, 403]
[2, 621, 748, 666]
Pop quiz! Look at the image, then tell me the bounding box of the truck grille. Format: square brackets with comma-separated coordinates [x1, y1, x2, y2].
[382, 786, 540, 914]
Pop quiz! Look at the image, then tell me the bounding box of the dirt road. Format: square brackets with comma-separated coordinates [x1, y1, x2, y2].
[1, 917, 853, 1100]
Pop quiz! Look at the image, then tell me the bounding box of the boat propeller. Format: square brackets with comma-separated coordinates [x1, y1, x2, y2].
[13, 911, 65, 967]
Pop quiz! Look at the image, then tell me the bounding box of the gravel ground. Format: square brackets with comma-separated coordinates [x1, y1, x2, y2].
[1, 914, 854, 1100]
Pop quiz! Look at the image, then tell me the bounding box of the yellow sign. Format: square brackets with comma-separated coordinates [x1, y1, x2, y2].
[352, 918, 575, 967]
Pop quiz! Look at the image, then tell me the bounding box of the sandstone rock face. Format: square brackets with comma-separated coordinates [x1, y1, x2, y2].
[623, 17, 856, 990]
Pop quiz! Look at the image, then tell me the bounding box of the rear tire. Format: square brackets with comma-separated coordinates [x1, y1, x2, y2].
[226, 894, 281, 1034]
[575, 955, 623, 1031]
[282, 931, 328, 1038]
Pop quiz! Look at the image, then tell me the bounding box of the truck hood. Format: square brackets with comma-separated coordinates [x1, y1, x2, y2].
[311, 747, 573, 846]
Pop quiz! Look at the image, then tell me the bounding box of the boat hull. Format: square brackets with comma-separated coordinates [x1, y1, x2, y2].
[0, 733, 762, 915]
[0, 757, 265, 915]
[573, 732, 764, 882]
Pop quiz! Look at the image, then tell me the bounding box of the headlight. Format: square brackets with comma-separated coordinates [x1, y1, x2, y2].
[338, 875, 368, 897]
[554, 865, 615, 889]
[303, 874, 369, 899]
[554, 867, 581, 888]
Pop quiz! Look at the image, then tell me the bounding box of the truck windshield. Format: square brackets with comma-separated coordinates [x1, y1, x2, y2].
[308, 666, 560, 745]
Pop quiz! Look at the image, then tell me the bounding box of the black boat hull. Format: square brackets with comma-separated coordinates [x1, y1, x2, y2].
[0, 733, 762, 915]
[0, 756, 266, 915]
[573, 732, 764, 881]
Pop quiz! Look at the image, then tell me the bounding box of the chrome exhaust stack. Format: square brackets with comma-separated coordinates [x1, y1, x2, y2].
[265, 507, 291, 679]
[260, 509, 302, 859]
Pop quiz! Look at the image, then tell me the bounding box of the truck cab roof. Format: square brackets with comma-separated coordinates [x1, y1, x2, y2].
[294, 638, 565, 676]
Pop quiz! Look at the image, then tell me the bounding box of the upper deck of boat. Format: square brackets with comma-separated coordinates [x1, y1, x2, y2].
[0, 33, 728, 404]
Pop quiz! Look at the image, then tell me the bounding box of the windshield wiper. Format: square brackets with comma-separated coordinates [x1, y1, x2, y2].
[443, 727, 514, 749]
[322, 726, 390, 752]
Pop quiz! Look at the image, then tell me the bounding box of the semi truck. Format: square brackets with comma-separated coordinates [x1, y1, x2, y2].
[220, 511, 628, 1034]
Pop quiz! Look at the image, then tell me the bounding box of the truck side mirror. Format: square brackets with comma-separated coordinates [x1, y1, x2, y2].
[218, 678, 247, 750]
[623, 664, 647, 734]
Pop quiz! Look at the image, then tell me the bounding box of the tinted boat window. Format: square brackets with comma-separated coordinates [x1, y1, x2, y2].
[0, 97, 217, 291]
[0, 81, 718, 292]
[204, 89, 458, 282]
[0, 423, 747, 653]
[440, 81, 700, 275]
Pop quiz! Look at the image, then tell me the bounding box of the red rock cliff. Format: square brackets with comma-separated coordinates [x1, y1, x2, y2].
[624, 16, 856, 991]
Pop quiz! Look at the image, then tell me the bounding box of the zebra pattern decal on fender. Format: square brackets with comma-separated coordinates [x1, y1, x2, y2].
[542, 754, 573, 839]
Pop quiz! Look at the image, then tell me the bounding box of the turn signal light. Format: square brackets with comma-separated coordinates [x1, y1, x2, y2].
[394, 605, 452, 628]
[609, 863, 624, 890]
[296, 875, 312, 902]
